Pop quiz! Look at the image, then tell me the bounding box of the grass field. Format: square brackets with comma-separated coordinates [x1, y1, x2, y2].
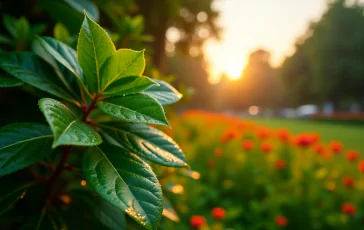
[248, 118, 364, 152]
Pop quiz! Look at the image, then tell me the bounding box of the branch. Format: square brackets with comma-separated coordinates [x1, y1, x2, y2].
[81, 94, 101, 122]
[42, 146, 73, 208]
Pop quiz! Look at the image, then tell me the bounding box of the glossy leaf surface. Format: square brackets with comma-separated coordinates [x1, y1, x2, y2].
[98, 94, 169, 126]
[143, 79, 182, 106]
[100, 49, 145, 91]
[0, 123, 53, 176]
[38, 98, 102, 148]
[100, 123, 187, 167]
[103, 76, 156, 97]
[83, 144, 163, 230]
[0, 52, 75, 102]
[78, 14, 115, 92]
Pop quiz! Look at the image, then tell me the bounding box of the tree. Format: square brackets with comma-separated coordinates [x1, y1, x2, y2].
[240, 49, 277, 107]
[280, 0, 364, 108]
[219, 49, 277, 110]
[166, 53, 215, 109]
[136, 0, 219, 70]
[279, 41, 315, 106]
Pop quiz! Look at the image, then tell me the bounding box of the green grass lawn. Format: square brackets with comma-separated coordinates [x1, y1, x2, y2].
[247, 118, 364, 152]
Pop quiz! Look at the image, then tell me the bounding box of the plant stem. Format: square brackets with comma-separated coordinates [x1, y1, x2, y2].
[42, 94, 99, 208]
[42, 146, 73, 208]
[81, 94, 100, 122]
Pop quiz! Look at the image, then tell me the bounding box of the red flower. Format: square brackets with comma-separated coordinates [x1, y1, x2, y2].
[359, 160, 364, 173]
[342, 177, 355, 188]
[211, 207, 226, 220]
[214, 148, 223, 157]
[277, 129, 290, 142]
[208, 159, 216, 168]
[345, 150, 359, 162]
[329, 141, 343, 154]
[342, 203, 356, 215]
[295, 134, 312, 148]
[190, 216, 206, 228]
[257, 128, 270, 139]
[275, 216, 288, 227]
[312, 144, 325, 155]
[220, 129, 240, 143]
[261, 143, 273, 153]
[242, 140, 254, 151]
[308, 132, 320, 144]
[275, 159, 286, 169]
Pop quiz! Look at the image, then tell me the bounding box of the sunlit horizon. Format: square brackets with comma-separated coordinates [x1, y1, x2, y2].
[204, 0, 327, 83]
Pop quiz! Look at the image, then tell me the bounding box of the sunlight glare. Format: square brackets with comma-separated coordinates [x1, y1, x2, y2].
[248, 106, 259, 115]
[204, 39, 247, 83]
[225, 62, 243, 80]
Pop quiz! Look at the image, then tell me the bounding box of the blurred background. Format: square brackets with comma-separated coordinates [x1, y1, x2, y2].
[2, 0, 364, 229]
[2, 0, 364, 118]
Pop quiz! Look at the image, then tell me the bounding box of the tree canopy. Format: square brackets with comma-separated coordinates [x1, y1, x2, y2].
[280, 0, 364, 107]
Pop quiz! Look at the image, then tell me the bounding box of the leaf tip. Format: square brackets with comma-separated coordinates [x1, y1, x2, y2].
[83, 11, 95, 24]
[148, 78, 160, 87]
[51, 142, 59, 149]
[164, 120, 172, 129]
[38, 98, 47, 111]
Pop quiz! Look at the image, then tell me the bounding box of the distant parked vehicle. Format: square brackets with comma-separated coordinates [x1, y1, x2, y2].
[297, 104, 319, 118]
[280, 108, 297, 118]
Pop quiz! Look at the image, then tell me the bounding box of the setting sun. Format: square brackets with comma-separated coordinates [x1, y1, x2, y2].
[225, 62, 243, 80]
[204, 40, 247, 83]
[203, 0, 326, 84]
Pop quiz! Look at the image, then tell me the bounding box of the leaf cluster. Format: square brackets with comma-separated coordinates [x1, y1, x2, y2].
[0, 14, 185, 230]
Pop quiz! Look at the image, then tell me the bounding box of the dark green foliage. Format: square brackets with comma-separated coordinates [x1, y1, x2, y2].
[0, 14, 185, 230]
[280, 0, 364, 107]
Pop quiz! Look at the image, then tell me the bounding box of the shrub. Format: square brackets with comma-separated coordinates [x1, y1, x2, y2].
[0, 14, 185, 230]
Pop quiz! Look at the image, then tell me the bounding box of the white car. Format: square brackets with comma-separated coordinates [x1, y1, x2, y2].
[296, 104, 319, 118]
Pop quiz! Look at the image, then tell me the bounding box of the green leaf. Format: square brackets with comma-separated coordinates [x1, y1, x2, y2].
[14, 17, 30, 41]
[78, 14, 115, 93]
[103, 76, 157, 96]
[143, 79, 182, 105]
[0, 177, 29, 216]
[36, 37, 83, 82]
[0, 52, 76, 103]
[71, 190, 127, 229]
[38, 98, 102, 148]
[3, 15, 17, 38]
[130, 15, 144, 34]
[39, 0, 83, 34]
[162, 196, 179, 222]
[53, 23, 70, 43]
[0, 34, 13, 45]
[0, 123, 53, 176]
[31, 38, 80, 98]
[97, 94, 170, 127]
[99, 123, 187, 167]
[3, 15, 27, 39]
[83, 144, 163, 230]
[0, 77, 24, 87]
[100, 49, 145, 91]
[64, 0, 99, 22]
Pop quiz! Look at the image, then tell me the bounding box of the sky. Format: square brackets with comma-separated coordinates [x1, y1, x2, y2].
[204, 0, 328, 83]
